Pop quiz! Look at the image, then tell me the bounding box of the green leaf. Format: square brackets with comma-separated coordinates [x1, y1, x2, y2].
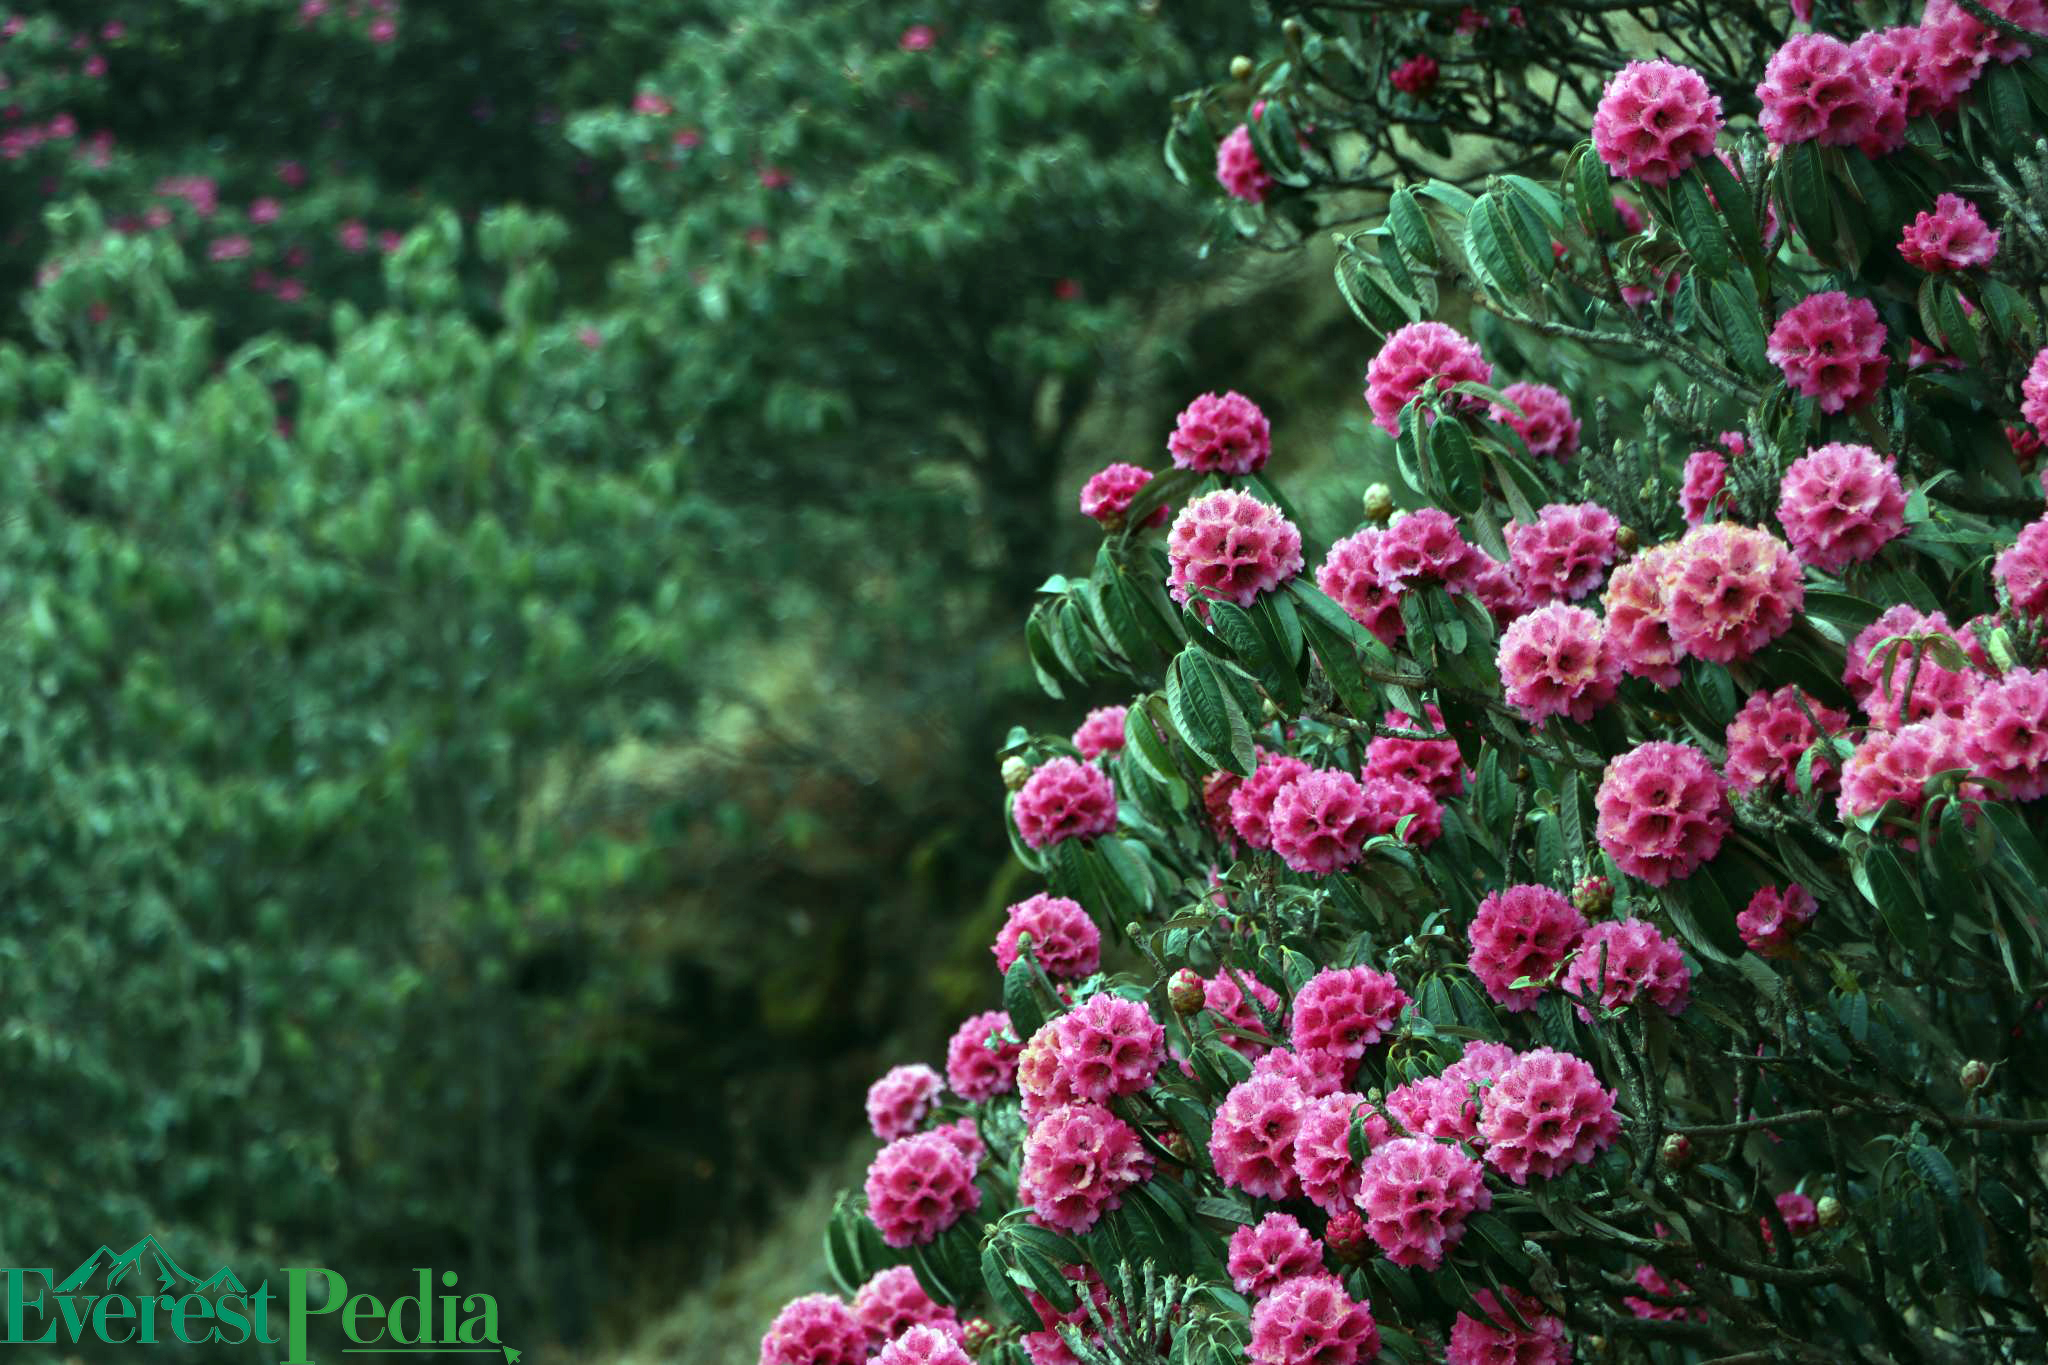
[1670, 172, 1731, 278]
[1167, 647, 1256, 775]
[1426, 417, 1484, 514]
[981, 1244, 1042, 1327]
[1570, 144, 1623, 236]
[1776, 141, 1836, 264]
[1004, 954, 1048, 1040]
[1854, 844, 1930, 958]
[1466, 194, 1531, 298]
[1388, 187, 1440, 269]
[1693, 152, 1765, 276]
[1709, 277, 1772, 378]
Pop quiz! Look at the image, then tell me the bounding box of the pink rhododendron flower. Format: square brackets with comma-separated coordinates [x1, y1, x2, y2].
[1725, 685, 1847, 794]
[1364, 322, 1492, 435]
[1757, 33, 1882, 147]
[1253, 1044, 1350, 1098]
[1386, 1040, 1519, 1143]
[1776, 442, 1907, 573]
[1367, 704, 1464, 798]
[1900, 194, 2000, 271]
[338, 219, 370, 252]
[1449, 1287, 1572, 1365]
[865, 1129, 981, 1247]
[854, 1267, 958, 1348]
[1768, 291, 1889, 413]
[1497, 603, 1621, 725]
[1230, 749, 1315, 850]
[1166, 490, 1303, 608]
[2001, 516, 2048, 618]
[899, 24, 935, 52]
[2022, 349, 2048, 441]
[1391, 54, 1440, 96]
[1022, 1270, 1106, 1365]
[1247, 1274, 1380, 1365]
[1018, 1101, 1150, 1234]
[207, 235, 252, 263]
[945, 1010, 1021, 1101]
[1507, 502, 1619, 602]
[1467, 884, 1588, 1011]
[1357, 1136, 1491, 1269]
[867, 1064, 943, 1141]
[1965, 668, 2048, 801]
[1012, 757, 1117, 849]
[1626, 1264, 1704, 1322]
[1210, 1072, 1309, 1199]
[994, 893, 1100, 979]
[1201, 971, 1284, 1059]
[1663, 522, 1805, 664]
[1562, 918, 1692, 1019]
[1269, 769, 1375, 875]
[1216, 124, 1269, 203]
[1489, 381, 1580, 459]
[1466, 552, 1529, 627]
[1377, 507, 1482, 589]
[1679, 449, 1728, 526]
[1317, 529, 1405, 646]
[1860, 25, 1960, 122]
[1596, 741, 1732, 886]
[1078, 462, 1167, 527]
[1767, 1191, 1820, 1242]
[1845, 605, 1983, 727]
[875, 1326, 969, 1365]
[1293, 1090, 1387, 1212]
[1365, 772, 1443, 846]
[1603, 544, 1685, 687]
[760, 1294, 867, 1365]
[1227, 1212, 1321, 1297]
[1592, 59, 1723, 185]
[1290, 966, 1410, 1059]
[1847, 29, 1915, 153]
[1925, 0, 2046, 71]
[1169, 390, 1272, 474]
[1837, 714, 1980, 834]
[1047, 994, 1163, 1102]
[1071, 705, 1128, 760]
[1480, 1046, 1620, 1184]
[1739, 883, 1818, 957]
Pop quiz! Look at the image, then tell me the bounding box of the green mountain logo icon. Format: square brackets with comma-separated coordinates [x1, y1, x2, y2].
[55, 1236, 240, 1298]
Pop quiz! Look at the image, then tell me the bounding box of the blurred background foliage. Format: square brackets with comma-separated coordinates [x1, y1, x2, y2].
[0, 0, 1373, 1358]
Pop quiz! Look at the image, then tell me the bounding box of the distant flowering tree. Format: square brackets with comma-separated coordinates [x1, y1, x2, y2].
[765, 3, 2048, 1363]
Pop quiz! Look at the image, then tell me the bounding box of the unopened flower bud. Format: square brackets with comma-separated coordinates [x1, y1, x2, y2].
[1659, 1133, 1695, 1170]
[1324, 1209, 1369, 1263]
[1281, 17, 1304, 41]
[1616, 524, 1639, 555]
[1573, 874, 1614, 916]
[1817, 1195, 1846, 1229]
[1960, 1058, 1993, 1093]
[961, 1318, 995, 1355]
[1001, 755, 1031, 791]
[1362, 483, 1394, 523]
[1169, 967, 1205, 1015]
[1230, 55, 1254, 81]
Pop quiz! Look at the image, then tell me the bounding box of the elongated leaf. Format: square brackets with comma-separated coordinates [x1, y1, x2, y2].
[1388, 186, 1440, 269]
[1167, 646, 1256, 774]
[1671, 172, 1731, 278]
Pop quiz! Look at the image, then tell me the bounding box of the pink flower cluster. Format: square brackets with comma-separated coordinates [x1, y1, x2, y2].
[853, 1267, 958, 1347]
[1561, 918, 1692, 1019]
[1603, 544, 1685, 687]
[1290, 966, 1411, 1059]
[1845, 606, 1983, 728]
[864, 1129, 981, 1247]
[1449, 1288, 1572, 1365]
[1996, 514, 2048, 616]
[1507, 502, 1619, 602]
[1364, 322, 1493, 435]
[1293, 1090, 1386, 1212]
[1757, 33, 1890, 148]
[994, 893, 1102, 979]
[1201, 970, 1285, 1059]
[1230, 750, 1315, 849]
[1478, 1047, 1620, 1184]
[1012, 758, 1117, 849]
[2023, 348, 2048, 442]
[1167, 490, 1304, 609]
[1248, 1275, 1380, 1365]
[1071, 705, 1128, 760]
[1317, 529, 1407, 645]
[760, 1294, 867, 1365]
[1040, 992, 1165, 1103]
[1838, 714, 1978, 832]
[1739, 883, 1819, 957]
[1171, 391, 1272, 474]
[1664, 522, 1806, 665]
[867, 1064, 943, 1141]
[1357, 1136, 1492, 1268]
[1216, 124, 1269, 203]
[1768, 292, 1889, 414]
[1966, 668, 2048, 801]
[945, 1010, 1021, 1102]
[1390, 53, 1440, 97]
[1269, 769, 1377, 874]
[1210, 1072, 1309, 1199]
[1680, 449, 1729, 527]
[1595, 741, 1732, 886]
[1366, 704, 1465, 797]
[1078, 462, 1167, 528]
[1593, 59, 1723, 184]
[1386, 1040, 1518, 1144]
[1776, 442, 1906, 573]
[875, 1327, 969, 1365]
[1497, 603, 1621, 725]
[1900, 194, 2000, 271]
[1018, 1101, 1150, 1233]
[1467, 884, 1588, 1010]
[1490, 382, 1580, 459]
[1227, 1212, 1321, 1296]
[1725, 685, 1847, 795]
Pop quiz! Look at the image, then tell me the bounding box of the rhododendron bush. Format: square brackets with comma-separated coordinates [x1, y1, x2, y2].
[770, 4, 2048, 1363]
